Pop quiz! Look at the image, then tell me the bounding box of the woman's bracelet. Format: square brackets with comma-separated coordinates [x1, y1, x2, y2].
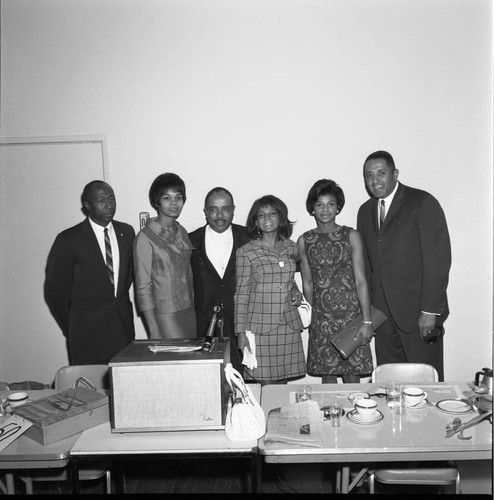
[362, 320, 373, 325]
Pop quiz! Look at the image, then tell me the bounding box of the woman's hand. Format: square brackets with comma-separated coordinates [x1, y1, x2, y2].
[237, 332, 252, 354]
[290, 288, 302, 307]
[353, 323, 374, 345]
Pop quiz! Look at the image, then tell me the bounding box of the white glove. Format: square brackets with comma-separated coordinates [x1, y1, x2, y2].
[242, 330, 258, 369]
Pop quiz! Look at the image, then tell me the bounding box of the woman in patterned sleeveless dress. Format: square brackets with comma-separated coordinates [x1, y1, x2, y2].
[297, 179, 373, 383]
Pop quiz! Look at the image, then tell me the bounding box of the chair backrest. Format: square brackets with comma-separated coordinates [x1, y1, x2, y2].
[54, 365, 110, 390]
[371, 363, 438, 383]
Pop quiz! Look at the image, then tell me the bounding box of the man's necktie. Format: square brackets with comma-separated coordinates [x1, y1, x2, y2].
[379, 199, 386, 228]
[104, 228, 114, 286]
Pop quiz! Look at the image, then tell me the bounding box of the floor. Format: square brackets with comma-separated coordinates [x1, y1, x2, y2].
[9, 459, 492, 495]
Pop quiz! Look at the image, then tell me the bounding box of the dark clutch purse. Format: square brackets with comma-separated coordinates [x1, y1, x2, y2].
[331, 306, 387, 360]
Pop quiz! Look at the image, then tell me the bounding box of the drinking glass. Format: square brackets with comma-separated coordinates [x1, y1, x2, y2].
[392, 391, 407, 416]
[329, 401, 343, 427]
[296, 385, 312, 403]
[386, 379, 401, 409]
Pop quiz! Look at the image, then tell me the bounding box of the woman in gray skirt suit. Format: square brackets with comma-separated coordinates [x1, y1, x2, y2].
[234, 194, 306, 385]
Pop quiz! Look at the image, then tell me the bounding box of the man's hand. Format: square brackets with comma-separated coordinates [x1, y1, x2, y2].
[418, 312, 436, 339]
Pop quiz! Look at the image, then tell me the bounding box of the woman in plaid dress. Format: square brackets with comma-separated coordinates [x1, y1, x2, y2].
[234, 195, 306, 385]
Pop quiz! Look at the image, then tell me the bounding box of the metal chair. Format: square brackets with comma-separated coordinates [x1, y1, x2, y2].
[17, 365, 112, 494]
[367, 363, 460, 494]
[371, 362, 439, 384]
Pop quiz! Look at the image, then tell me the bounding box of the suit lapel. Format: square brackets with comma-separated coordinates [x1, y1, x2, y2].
[199, 228, 223, 279]
[83, 218, 107, 267]
[113, 221, 127, 296]
[224, 229, 242, 276]
[381, 184, 405, 231]
[371, 198, 380, 234]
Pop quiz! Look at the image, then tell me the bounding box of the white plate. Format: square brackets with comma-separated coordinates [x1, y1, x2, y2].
[436, 399, 473, 414]
[346, 409, 384, 425]
[406, 399, 429, 409]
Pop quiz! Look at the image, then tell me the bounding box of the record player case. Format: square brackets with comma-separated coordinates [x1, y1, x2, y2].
[109, 339, 231, 433]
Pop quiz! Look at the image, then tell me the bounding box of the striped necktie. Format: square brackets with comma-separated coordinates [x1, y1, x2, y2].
[379, 199, 386, 228]
[104, 228, 114, 286]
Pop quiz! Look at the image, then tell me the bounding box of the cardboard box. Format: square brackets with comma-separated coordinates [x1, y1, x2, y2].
[109, 338, 231, 432]
[13, 387, 109, 445]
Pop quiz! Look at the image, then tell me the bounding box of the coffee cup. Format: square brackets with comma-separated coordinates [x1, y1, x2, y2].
[2, 392, 29, 412]
[348, 392, 369, 405]
[355, 398, 378, 419]
[403, 387, 427, 407]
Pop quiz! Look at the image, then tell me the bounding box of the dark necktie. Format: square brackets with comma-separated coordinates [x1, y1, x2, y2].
[379, 199, 386, 228]
[104, 228, 114, 286]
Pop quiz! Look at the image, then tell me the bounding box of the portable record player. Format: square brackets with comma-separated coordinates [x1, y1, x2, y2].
[109, 338, 230, 433]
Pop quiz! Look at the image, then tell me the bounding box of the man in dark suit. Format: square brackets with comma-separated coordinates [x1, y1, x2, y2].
[357, 151, 451, 380]
[45, 180, 135, 365]
[189, 187, 250, 373]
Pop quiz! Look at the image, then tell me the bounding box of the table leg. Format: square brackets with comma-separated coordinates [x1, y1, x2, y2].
[250, 453, 260, 493]
[5, 473, 15, 494]
[70, 460, 80, 494]
[114, 460, 126, 494]
[336, 468, 341, 493]
[341, 465, 350, 493]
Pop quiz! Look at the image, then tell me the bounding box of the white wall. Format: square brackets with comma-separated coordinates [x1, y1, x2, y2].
[1, 0, 492, 384]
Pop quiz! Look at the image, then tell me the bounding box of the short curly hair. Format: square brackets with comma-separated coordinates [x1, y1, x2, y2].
[305, 179, 345, 215]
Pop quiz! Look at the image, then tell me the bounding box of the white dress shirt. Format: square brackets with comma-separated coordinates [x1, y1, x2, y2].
[88, 218, 120, 296]
[378, 181, 399, 223]
[205, 225, 233, 278]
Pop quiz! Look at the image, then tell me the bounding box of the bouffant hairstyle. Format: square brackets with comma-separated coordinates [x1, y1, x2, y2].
[246, 194, 294, 239]
[149, 173, 186, 211]
[305, 179, 345, 216]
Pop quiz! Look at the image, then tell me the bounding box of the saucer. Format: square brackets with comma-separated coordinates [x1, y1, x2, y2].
[406, 399, 428, 409]
[346, 409, 384, 425]
[436, 399, 473, 415]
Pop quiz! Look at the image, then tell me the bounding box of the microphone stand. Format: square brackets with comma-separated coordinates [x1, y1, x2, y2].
[216, 302, 225, 343]
[202, 305, 220, 352]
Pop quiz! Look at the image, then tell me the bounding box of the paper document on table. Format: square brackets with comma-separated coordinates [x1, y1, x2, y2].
[148, 338, 204, 353]
[264, 400, 323, 448]
[0, 414, 33, 452]
[148, 345, 202, 353]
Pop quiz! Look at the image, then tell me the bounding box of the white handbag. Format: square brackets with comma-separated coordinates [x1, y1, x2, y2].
[224, 363, 266, 441]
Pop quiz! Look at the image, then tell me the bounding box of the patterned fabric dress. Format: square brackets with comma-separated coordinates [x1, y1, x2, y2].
[304, 226, 373, 376]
